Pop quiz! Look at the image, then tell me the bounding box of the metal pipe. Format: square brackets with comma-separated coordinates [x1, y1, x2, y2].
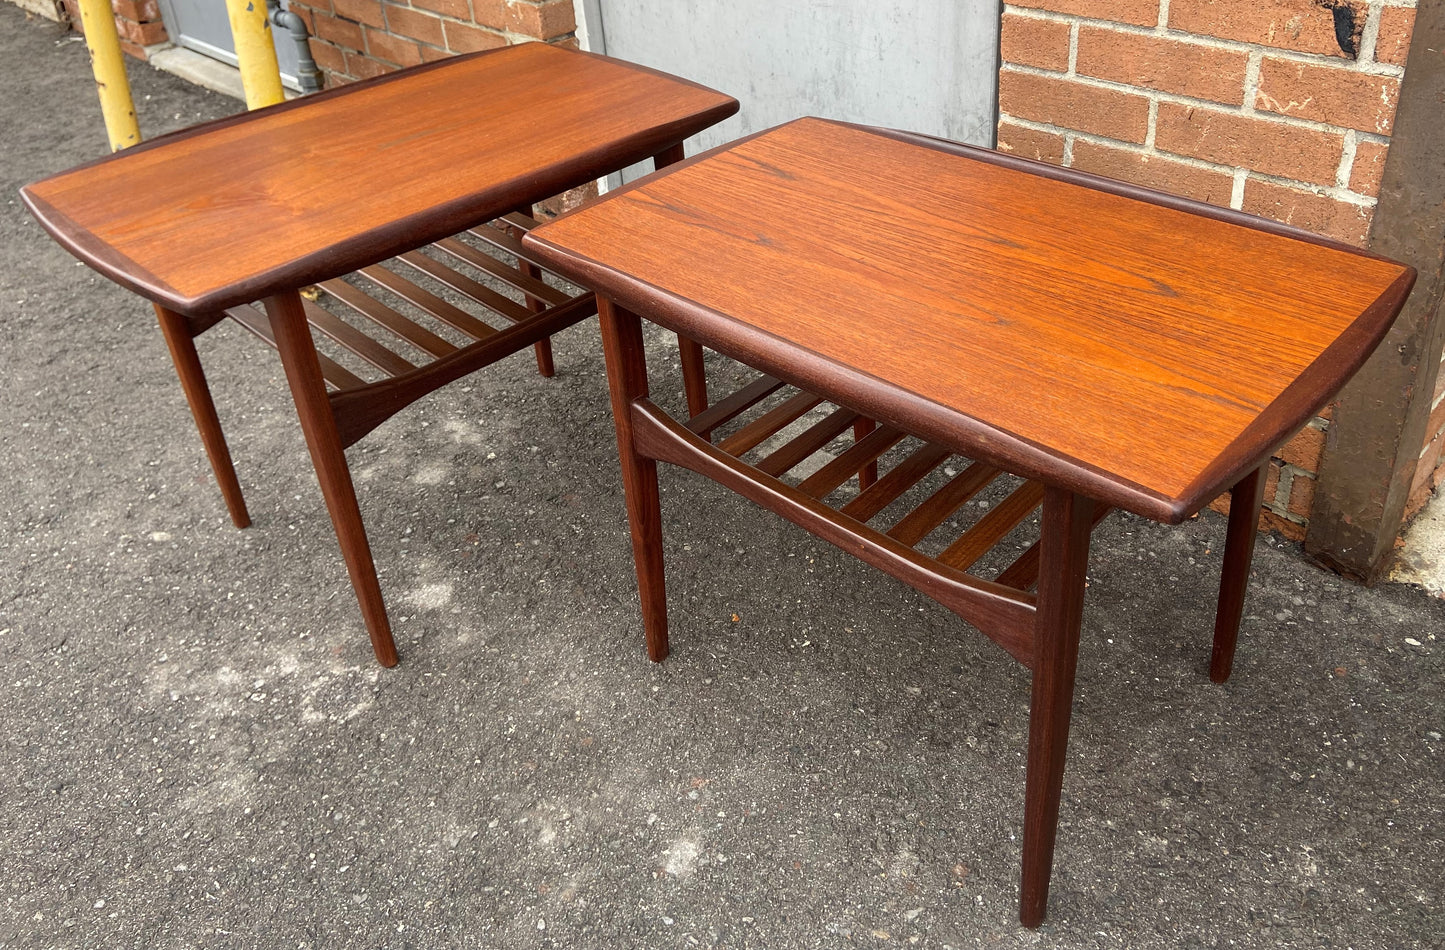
[223, 0, 285, 109]
[76, 0, 141, 150]
[269, 0, 324, 94]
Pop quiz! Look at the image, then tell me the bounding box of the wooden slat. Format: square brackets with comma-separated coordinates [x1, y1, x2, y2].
[224, 305, 366, 391]
[302, 300, 417, 376]
[840, 442, 952, 522]
[469, 221, 559, 274]
[347, 267, 471, 357]
[756, 405, 860, 477]
[797, 424, 907, 499]
[435, 237, 570, 306]
[685, 374, 784, 438]
[397, 250, 525, 327]
[887, 460, 1002, 547]
[322, 275, 459, 359]
[498, 212, 540, 231]
[717, 391, 823, 456]
[937, 480, 1047, 573]
[995, 503, 1112, 591]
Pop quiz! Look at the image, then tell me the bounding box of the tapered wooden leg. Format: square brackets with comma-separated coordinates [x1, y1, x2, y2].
[153, 303, 251, 529]
[678, 335, 709, 416]
[1210, 464, 1267, 683]
[597, 297, 670, 662]
[264, 291, 398, 668]
[1020, 487, 1093, 928]
[854, 418, 878, 489]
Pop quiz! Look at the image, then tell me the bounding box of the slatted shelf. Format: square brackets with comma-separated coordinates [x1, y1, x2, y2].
[222, 213, 590, 395]
[686, 368, 1115, 599]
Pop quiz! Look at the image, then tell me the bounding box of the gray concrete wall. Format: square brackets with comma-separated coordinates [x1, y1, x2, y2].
[576, 0, 1000, 178]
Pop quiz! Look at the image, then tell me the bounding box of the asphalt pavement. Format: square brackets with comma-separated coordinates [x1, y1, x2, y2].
[1, 6, 1442, 947]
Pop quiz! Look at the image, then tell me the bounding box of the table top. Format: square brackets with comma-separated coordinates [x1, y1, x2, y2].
[523, 118, 1415, 523]
[21, 43, 736, 317]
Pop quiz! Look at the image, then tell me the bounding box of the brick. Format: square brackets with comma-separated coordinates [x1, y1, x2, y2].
[996, 120, 1067, 165]
[346, 51, 392, 79]
[118, 39, 148, 59]
[1168, 0, 1359, 59]
[1374, 5, 1415, 67]
[111, 0, 160, 22]
[1279, 425, 1327, 472]
[1348, 139, 1389, 197]
[1155, 102, 1344, 185]
[1000, 12, 1071, 72]
[420, 44, 454, 62]
[1076, 25, 1248, 105]
[1009, 0, 1158, 28]
[471, 0, 508, 30]
[444, 20, 506, 54]
[1409, 430, 1442, 497]
[308, 39, 348, 76]
[1286, 470, 1317, 517]
[1242, 178, 1372, 245]
[314, 13, 365, 51]
[506, 0, 575, 39]
[1070, 140, 1233, 205]
[1256, 58, 1400, 134]
[413, 0, 470, 21]
[119, 17, 166, 44]
[365, 27, 423, 66]
[384, 4, 444, 48]
[1264, 458, 1282, 505]
[549, 34, 580, 51]
[332, 0, 383, 26]
[999, 70, 1150, 144]
[289, 0, 332, 15]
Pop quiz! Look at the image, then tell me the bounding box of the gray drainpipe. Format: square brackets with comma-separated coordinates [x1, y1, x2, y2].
[267, 0, 324, 93]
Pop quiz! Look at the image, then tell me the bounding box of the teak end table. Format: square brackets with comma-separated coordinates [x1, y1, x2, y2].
[522, 118, 1416, 925]
[22, 43, 737, 666]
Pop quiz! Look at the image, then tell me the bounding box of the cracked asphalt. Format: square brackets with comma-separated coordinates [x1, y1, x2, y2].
[1, 6, 1442, 947]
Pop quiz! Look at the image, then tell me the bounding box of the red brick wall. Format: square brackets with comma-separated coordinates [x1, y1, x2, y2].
[292, 0, 577, 85]
[59, 0, 170, 60]
[997, 0, 1418, 540]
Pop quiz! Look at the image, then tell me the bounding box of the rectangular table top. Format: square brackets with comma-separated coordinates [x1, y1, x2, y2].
[523, 118, 1415, 523]
[21, 43, 737, 317]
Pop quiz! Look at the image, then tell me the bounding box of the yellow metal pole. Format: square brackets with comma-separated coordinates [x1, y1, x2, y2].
[224, 0, 286, 110]
[76, 0, 141, 150]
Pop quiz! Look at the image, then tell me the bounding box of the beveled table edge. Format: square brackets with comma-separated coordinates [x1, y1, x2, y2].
[523, 118, 1417, 524]
[19, 44, 739, 318]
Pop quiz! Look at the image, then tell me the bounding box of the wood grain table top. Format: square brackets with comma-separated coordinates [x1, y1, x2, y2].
[21, 43, 737, 316]
[523, 118, 1415, 523]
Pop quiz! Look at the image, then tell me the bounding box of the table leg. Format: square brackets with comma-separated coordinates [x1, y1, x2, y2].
[1020, 487, 1093, 928]
[1210, 464, 1267, 684]
[853, 418, 879, 489]
[598, 297, 670, 662]
[509, 203, 558, 379]
[648, 142, 711, 416]
[264, 291, 399, 668]
[154, 303, 251, 529]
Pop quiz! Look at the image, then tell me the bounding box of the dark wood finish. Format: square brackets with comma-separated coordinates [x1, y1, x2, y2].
[685, 374, 784, 441]
[524, 116, 1416, 927]
[1020, 488, 1093, 927]
[154, 304, 250, 529]
[887, 461, 1000, 547]
[21, 43, 739, 317]
[716, 392, 823, 456]
[629, 392, 1039, 664]
[524, 118, 1415, 524]
[265, 291, 398, 668]
[1210, 465, 1267, 683]
[23, 49, 737, 667]
[854, 418, 879, 490]
[756, 405, 860, 477]
[598, 299, 671, 662]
